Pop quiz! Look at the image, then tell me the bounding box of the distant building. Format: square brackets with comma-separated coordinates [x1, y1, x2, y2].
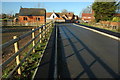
[18, 8, 46, 25]
[114, 13, 120, 17]
[46, 12, 78, 22]
[81, 6, 95, 22]
[46, 12, 65, 22]
[74, 15, 79, 20]
[82, 4, 120, 22]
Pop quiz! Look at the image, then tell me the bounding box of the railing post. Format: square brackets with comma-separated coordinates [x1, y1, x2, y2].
[47, 24, 50, 34]
[39, 28, 42, 43]
[13, 36, 21, 75]
[43, 25, 46, 42]
[46, 24, 48, 40]
[32, 28, 35, 53]
[48, 23, 51, 33]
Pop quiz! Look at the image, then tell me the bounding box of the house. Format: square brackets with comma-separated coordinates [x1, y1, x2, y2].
[81, 13, 95, 22]
[18, 8, 46, 25]
[114, 13, 120, 17]
[13, 13, 19, 22]
[74, 15, 79, 20]
[46, 12, 65, 22]
[81, 5, 95, 22]
[81, 9, 95, 23]
[54, 17, 65, 22]
[66, 13, 74, 20]
[81, 4, 120, 23]
[46, 12, 53, 22]
[46, 12, 77, 22]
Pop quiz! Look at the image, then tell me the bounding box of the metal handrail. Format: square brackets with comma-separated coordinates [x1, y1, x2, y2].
[1, 21, 53, 78]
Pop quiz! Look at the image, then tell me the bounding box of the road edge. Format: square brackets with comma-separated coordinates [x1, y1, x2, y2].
[73, 23, 120, 41]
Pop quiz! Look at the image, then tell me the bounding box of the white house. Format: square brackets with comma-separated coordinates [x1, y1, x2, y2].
[46, 12, 65, 22]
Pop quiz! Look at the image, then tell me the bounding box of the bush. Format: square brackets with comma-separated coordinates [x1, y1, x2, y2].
[112, 17, 120, 22]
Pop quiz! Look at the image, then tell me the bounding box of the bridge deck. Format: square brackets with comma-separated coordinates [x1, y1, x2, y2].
[34, 23, 119, 79]
[57, 23, 119, 79]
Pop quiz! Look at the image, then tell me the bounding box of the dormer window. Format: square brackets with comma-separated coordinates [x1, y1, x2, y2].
[23, 17, 27, 21]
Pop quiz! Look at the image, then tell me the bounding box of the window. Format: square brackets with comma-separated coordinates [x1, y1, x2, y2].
[23, 17, 27, 21]
[88, 17, 91, 18]
[36, 17, 40, 21]
[53, 15, 55, 18]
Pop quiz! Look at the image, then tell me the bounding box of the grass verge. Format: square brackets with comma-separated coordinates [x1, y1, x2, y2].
[80, 23, 120, 33]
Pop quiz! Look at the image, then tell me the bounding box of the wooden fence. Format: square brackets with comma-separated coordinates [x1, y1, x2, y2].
[0, 21, 54, 79]
[2, 20, 45, 26]
[100, 21, 120, 29]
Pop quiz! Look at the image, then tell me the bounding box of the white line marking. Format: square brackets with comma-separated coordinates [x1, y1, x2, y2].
[73, 24, 120, 41]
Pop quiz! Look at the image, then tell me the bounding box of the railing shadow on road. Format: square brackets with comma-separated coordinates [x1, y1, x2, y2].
[62, 26, 120, 79]
[59, 39, 79, 49]
[57, 27, 71, 79]
[61, 27, 97, 79]
[65, 48, 85, 59]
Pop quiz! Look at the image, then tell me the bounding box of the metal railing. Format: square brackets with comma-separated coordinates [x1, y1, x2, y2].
[0, 21, 54, 79]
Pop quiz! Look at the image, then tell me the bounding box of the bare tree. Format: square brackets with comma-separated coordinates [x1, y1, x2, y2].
[61, 9, 68, 13]
[37, 3, 40, 8]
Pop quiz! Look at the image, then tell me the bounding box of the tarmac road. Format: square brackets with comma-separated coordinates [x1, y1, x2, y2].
[57, 23, 120, 79]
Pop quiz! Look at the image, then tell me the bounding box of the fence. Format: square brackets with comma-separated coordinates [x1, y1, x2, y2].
[0, 21, 54, 79]
[2, 20, 45, 26]
[100, 21, 120, 29]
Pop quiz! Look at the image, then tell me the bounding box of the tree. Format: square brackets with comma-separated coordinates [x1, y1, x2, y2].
[116, 1, 120, 13]
[2, 14, 7, 19]
[92, 0, 117, 22]
[61, 9, 68, 13]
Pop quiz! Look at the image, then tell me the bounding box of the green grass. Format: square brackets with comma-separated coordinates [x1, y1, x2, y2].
[80, 23, 120, 33]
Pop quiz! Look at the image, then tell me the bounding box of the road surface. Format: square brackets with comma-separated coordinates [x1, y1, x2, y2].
[57, 23, 119, 79]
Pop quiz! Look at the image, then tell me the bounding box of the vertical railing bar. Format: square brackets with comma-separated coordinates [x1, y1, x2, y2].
[39, 28, 42, 43]
[32, 28, 35, 53]
[13, 36, 21, 75]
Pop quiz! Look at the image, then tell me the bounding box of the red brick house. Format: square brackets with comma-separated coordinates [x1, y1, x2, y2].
[81, 10, 95, 22]
[114, 13, 120, 17]
[18, 8, 46, 25]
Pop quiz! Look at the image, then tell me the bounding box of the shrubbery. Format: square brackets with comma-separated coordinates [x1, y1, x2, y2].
[112, 17, 120, 22]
